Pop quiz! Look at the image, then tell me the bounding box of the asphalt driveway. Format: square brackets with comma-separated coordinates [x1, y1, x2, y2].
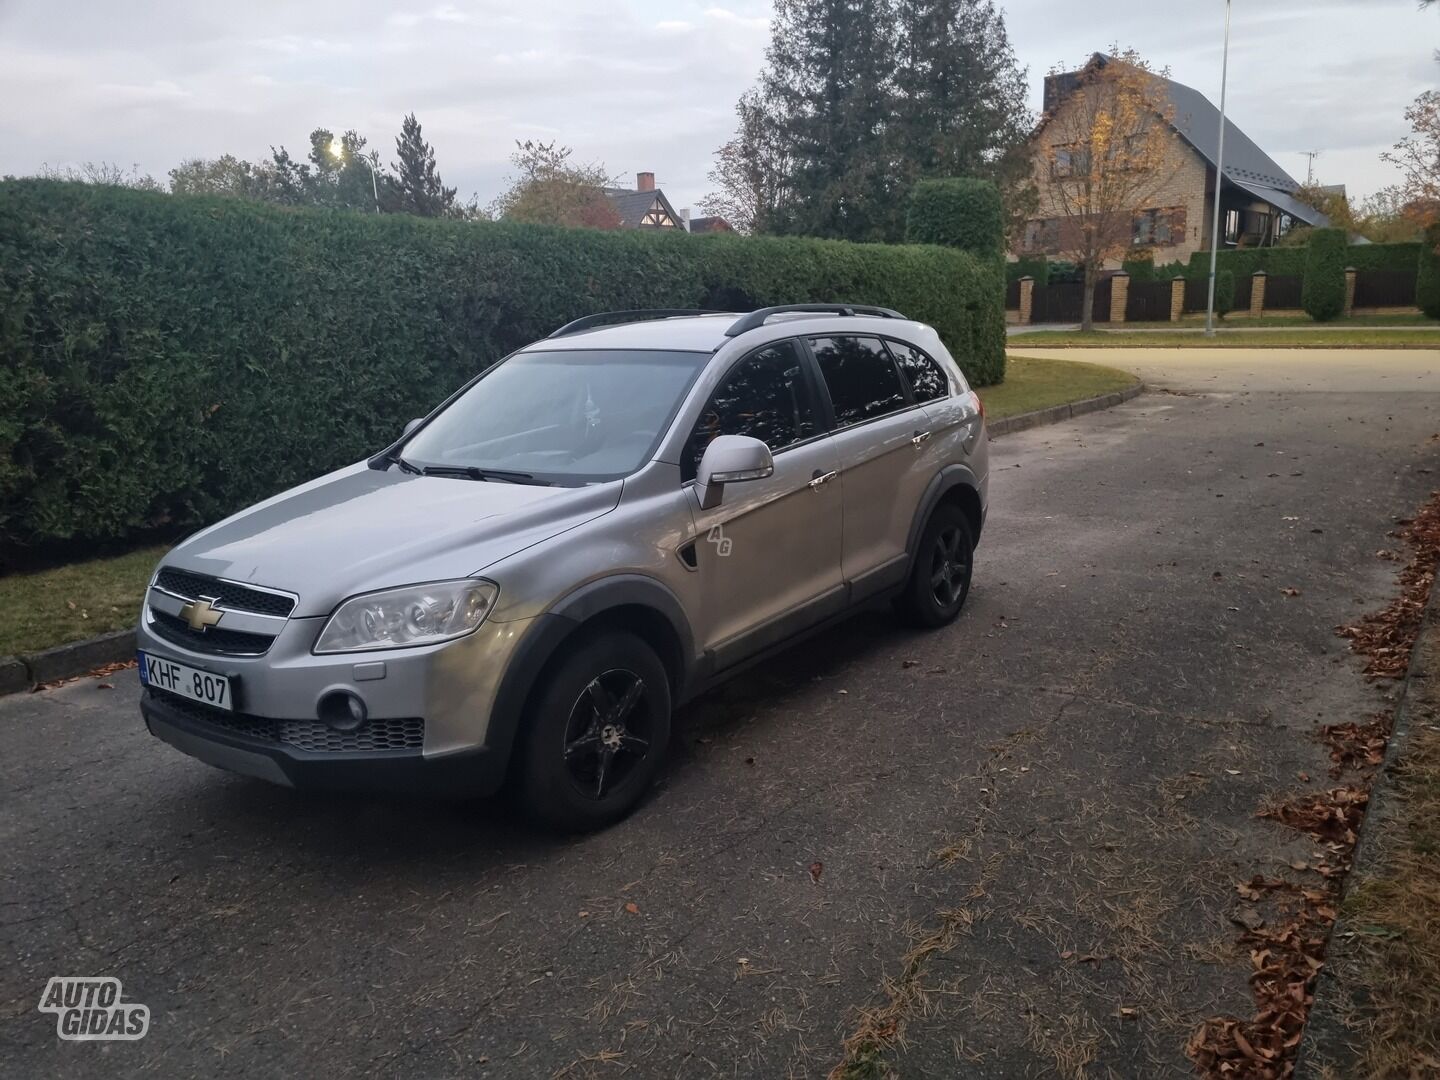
[4, 350, 1438, 1078]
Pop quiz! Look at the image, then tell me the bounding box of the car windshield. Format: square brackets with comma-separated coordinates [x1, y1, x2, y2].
[401, 349, 709, 484]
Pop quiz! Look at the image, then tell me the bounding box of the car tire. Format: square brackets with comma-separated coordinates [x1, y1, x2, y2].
[895, 504, 974, 628]
[514, 631, 672, 832]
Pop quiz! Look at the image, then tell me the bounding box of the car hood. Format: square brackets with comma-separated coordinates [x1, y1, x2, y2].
[166, 463, 621, 616]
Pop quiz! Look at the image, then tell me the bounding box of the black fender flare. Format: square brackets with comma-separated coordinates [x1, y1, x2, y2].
[484, 575, 698, 778]
[904, 465, 984, 573]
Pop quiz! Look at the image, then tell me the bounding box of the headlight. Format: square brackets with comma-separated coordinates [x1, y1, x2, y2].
[314, 579, 498, 654]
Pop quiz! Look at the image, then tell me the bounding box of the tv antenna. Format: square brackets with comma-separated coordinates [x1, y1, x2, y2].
[1300, 150, 1321, 185]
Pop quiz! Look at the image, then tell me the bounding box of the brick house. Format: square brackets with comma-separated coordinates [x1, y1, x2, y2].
[1015, 54, 1330, 269]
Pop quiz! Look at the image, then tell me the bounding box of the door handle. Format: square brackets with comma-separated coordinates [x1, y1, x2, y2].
[911, 430, 932, 447]
[808, 470, 837, 489]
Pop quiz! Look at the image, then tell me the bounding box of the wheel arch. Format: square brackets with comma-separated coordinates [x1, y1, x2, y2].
[906, 465, 984, 565]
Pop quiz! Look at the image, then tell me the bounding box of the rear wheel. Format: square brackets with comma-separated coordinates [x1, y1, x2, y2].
[896, 504, 974, 628]
[514, 631, 672, 831]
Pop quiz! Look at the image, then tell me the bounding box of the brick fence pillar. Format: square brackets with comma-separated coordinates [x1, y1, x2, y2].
[1169, 277, 1185, 322]
[1249, 270, 1266, 317]
[1018, 276, 1034, 325]
[1109, 271, 1129, 324]
[1344, 267, 1357, 316]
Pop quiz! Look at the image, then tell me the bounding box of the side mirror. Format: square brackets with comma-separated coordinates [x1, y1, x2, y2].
[695, 435, 774, 510]
[402, 417, 424, 437]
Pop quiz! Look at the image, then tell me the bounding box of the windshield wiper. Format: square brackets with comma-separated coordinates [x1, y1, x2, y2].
[376, 450, 423, 475]
[420, 464, 550, 486]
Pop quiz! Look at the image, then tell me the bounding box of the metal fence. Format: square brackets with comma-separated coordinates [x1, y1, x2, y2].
[1265, 275, 1303, 309]
[1125, 280, 1172, 322]
[1005, 278, 1020, 310]
[1354, 269, 1416, 308]
[1030, 282, 1084, 323]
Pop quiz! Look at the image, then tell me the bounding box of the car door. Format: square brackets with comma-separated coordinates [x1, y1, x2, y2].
[807, 334, 932, 592]
[684, 338, 844, 668]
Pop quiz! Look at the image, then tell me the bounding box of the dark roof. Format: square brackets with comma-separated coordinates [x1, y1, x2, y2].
[1056, 54, 1330, 228]
[602, 186, 684, 229]
[688, 216, 734, 235]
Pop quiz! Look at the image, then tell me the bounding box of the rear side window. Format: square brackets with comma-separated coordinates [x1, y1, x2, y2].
[887, 340, 949, 402]
[683, 340, 819, 482]
[809, 336, 907, 427]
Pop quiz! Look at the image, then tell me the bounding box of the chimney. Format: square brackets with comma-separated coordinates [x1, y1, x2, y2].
[679, 207, 691, 232]
[636, 171, 655, 192]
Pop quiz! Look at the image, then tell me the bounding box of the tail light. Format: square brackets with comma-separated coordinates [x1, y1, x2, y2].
[971, 390, 985, 421]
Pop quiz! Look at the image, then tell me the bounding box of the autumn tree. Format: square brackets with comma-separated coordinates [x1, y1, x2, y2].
[1382, 90, 1440, 234]
[169, 154, 277, 199]
[1033, 51, 1179, 331]
[490, 141, 620, 229]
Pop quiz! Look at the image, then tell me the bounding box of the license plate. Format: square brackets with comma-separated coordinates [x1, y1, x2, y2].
[138, 651, 234, 711]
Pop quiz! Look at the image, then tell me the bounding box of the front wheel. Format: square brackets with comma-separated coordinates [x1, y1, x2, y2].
[895, 504, 974, 628]
[514, 631, 672, 831]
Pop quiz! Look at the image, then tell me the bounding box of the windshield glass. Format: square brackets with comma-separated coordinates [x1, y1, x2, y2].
[402, 349, 709, 484]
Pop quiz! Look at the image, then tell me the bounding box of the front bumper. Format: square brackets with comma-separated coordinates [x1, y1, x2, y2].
[141, 688, 502, 796]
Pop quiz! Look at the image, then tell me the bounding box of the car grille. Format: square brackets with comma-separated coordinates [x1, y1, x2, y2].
[150, 610, 277, 656]
[154, 568, 296, 618]
[151, 689, 424, 753]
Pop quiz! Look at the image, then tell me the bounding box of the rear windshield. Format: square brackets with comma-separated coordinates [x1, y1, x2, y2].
[402, 349, 709, 484]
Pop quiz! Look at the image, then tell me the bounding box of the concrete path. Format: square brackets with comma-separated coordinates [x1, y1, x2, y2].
[4, 351, 1438, 1077]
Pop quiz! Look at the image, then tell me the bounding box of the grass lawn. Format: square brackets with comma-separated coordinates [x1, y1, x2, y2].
[0, 546, 164, 657]
[982, 354, 1138, 419]
[1010, 329, 1440, 349]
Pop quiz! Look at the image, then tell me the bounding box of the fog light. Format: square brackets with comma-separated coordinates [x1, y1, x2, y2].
[318, 691, 367, 732]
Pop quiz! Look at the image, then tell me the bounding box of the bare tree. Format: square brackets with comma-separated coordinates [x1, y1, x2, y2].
[700, 88, 792, 234]
[1382, 89, 1440, 234]
[1032, 51, 1179, 330]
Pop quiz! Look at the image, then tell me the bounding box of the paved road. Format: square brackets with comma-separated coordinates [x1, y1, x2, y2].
[5, 351, 1439, 1078]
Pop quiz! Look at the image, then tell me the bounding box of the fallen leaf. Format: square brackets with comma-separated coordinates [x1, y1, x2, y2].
[1280, 587, 1301, 597]
[96, 682, 114, 690]
[808, 861, 823, 883]
[624, 902, 639, 915]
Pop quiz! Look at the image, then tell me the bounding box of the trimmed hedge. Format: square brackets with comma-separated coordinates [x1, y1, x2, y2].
[1418, 227, 1440, 320]
[0, 180, 1005, 560]
[1183, 241, 1421, 281]
[905, 178, 1004, 258]
[1215, 269, 1236, 317]
[1302, 228, 1347, 321]
[1121, 254, 1155, 282]
[1006, 255, 1049, 286]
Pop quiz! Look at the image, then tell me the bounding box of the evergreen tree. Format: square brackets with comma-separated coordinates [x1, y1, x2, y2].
[893, 1, 1031, 208]
[390, 113, 458, 218]
[761, 0, 899, 242]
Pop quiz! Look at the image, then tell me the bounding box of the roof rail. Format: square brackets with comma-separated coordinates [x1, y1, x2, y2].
[724, 304, 907, 338]
[547, 309, 726, 339]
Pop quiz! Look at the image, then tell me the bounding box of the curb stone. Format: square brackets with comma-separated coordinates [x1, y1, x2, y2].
[1295, 585, 1440, 1077]
[0, 383, 1144, 700]
[1, 629, 137, 696]
[987, 381, 1143, 438]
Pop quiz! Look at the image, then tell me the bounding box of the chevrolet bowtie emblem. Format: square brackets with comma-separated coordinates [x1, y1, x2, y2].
[179, 597, 224, 632]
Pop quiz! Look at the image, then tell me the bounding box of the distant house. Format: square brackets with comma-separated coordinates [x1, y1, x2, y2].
[1017, 53, 1330, 268]
[604, 172, 684, 229]
[603, 172, 734, 234]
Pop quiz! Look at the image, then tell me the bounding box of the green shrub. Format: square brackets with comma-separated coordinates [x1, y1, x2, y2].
[1121, 254, 1155, 282]
[1154, 261, 1187, 280]
[904, 178, 1004, 257]
[1215, 268, 1236, 317]
[1302, 228, 1347, 321]
[0, 179, 1006, 560]
[1184, 241, 1421, 282]
[1007, 255, 1049, 287]
[1418, 227, 1440, 320]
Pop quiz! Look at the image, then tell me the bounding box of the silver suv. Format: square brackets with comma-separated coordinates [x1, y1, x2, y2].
[137, 306, 990, 829]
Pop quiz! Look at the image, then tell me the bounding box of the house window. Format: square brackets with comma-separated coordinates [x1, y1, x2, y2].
[1224, 209, 1240, 245]
[1023, 218, 1060, 254]
[1051, 146, 1090, 179]
[1132, 208, 1179, 247]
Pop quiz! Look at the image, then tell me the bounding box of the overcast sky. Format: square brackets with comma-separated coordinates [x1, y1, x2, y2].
[1, 0, 1435, 214]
